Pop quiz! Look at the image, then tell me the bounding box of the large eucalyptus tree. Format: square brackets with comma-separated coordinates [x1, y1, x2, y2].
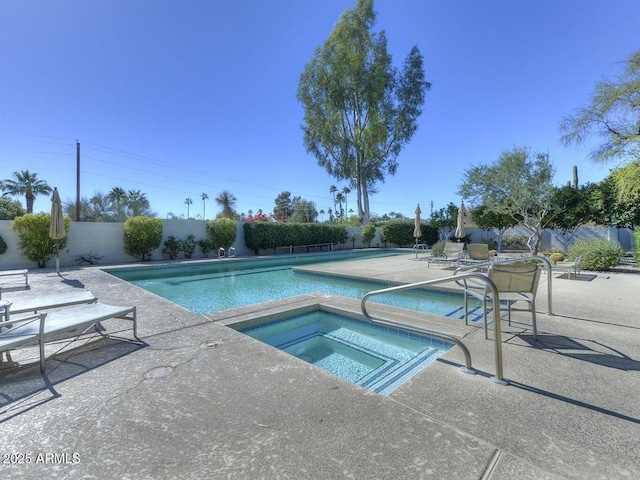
[297, 0, 430, 225]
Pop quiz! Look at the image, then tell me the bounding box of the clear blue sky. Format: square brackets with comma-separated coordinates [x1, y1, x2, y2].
[1, 0, 638, 220]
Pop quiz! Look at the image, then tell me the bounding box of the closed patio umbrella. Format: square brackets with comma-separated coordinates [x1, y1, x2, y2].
[413, 204, 422, 243]
[50, 187, 66, 274]
[454, 201, 466, 240]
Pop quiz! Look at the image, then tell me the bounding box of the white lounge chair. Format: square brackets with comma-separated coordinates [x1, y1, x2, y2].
[427, 242, 465, 268]
[1, 290, 97, 319]
[460, 244, 493, 265]
[0, 313, 46, 372]
[551, 256, 582, 279]
[1, 303, 137, 373]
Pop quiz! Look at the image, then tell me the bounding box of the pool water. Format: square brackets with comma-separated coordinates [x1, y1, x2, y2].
[235, 310, 453, 395]
[107, 253, 480, 317]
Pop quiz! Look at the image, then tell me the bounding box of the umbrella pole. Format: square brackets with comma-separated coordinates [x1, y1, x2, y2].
[56, 241, 60, 274]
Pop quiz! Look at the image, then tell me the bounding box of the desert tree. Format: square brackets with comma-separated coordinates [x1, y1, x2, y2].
[458, 146, 556, 254]
[560, 50, 640, 197]
[297, 0, 430, 225]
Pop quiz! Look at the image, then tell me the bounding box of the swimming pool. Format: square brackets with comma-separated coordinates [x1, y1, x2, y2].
[106, 251, 480, 318]
[233, 309, 453, 395]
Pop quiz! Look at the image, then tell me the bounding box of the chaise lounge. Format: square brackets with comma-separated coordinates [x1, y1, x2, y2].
[0, 302, 138, 373]
[1, 290, 97, 318]
[427, 242, 465, 268]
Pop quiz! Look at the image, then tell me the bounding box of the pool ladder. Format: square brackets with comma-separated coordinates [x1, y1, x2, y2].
[218, 247, 236, 259]
[361, 272, 508, 385]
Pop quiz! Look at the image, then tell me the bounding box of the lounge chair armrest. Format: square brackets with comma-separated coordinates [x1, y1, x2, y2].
[0, 312, 46, 333]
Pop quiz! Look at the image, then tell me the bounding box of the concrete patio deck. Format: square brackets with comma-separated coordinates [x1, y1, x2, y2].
[1, 252, 639, 479]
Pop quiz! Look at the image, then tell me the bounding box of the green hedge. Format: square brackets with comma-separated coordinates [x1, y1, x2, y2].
[381, 220, 438, 247]
[123, 216, 163, 261]
[207, 218, 237, 250]
[243, 222, 348, 254]
[634, 230, 640, 266]
[11, 213, 71, 268]
[568, 239, 623, 271]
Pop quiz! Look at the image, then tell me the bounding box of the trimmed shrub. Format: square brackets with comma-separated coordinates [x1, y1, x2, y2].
[361, 224, 376, 247]
[207, 218, 237, 250]
[568, 239, 623, 271]
[549, 252, 565, 263]
[243, 222, 347, 254]
[198, 239, 215, 257]
[381, 220, 438, 247]
[634, 230, 640, 266]
[123, 216, 163, 261]
[12, 213, 71, 268]
[181, 234, 197, 259]
[162, 235, 181, 260]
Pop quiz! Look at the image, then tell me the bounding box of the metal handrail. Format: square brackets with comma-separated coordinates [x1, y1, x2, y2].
[361, 272, 508, 385]
[454, 254, 554, 316]
[218, 247, 237, 259]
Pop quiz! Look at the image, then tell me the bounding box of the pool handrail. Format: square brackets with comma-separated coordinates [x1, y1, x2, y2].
[361, 272, 508, 386]
[454, 255, 554, 316]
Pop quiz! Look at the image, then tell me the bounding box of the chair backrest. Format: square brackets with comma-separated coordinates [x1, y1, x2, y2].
[467, 243, 490, 260]
[488, 263, 541, 294]
[443, 242, 464, 258]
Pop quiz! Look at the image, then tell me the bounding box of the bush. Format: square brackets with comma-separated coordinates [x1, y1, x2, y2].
[243, 222, 347, 254]
[11, 213, 71, 268]
[198, 239, 215, 257]
[381, 220, 438, 247]
[568, 239, 623, 271]
[123, 216, 163, 261]
[431, 241, 445, 257]
[0, 235, 6, 256]
[181, 234, 197, 259]
[207, 218, 237, 250]
[502, 235, 528, 250]
[361, 224, 376, 247]
[549, 252, 565, 263]
[634, 230, 640, 266]
[162, 235, 181, 260]
[0, 197, 26, 220]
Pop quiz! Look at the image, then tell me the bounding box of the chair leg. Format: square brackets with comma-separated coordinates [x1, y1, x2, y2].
[531, 304, 537, 340]
[484, 297, 489, 340]
[464, 291, 469, 326]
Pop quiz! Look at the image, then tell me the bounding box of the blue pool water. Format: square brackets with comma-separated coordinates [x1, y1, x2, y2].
[107, 251, 477, 317]
[235, 310, 453, 395]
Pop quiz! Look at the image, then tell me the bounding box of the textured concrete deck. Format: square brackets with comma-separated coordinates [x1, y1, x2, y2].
[1, 252, 639, 479]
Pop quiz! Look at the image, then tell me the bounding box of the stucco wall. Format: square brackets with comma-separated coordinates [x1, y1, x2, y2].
[0, 219, 633, 270]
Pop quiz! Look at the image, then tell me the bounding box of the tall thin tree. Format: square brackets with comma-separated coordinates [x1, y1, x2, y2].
[298, 0, 430, 225]
[201, 192, 209, 219]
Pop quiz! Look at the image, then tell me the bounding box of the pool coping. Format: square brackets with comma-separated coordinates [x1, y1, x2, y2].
[2, 253, 640, 479]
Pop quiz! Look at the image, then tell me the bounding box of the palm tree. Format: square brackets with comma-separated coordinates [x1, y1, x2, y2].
[329, 185, 337, 215]
[126, 189, 150, 217]
[2, 170, 52, 214]
[201, 192, 209, 219]
[108, 186, 127, 221]
[215, 190, 238, 219]
[319, 209, 325, 222]
[185, 197, 193, 218]
[342, 186, 350, 219]
[335, 192, 345, 220]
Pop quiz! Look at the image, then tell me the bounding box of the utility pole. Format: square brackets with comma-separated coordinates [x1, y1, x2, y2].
[76, 140, 80, 221]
